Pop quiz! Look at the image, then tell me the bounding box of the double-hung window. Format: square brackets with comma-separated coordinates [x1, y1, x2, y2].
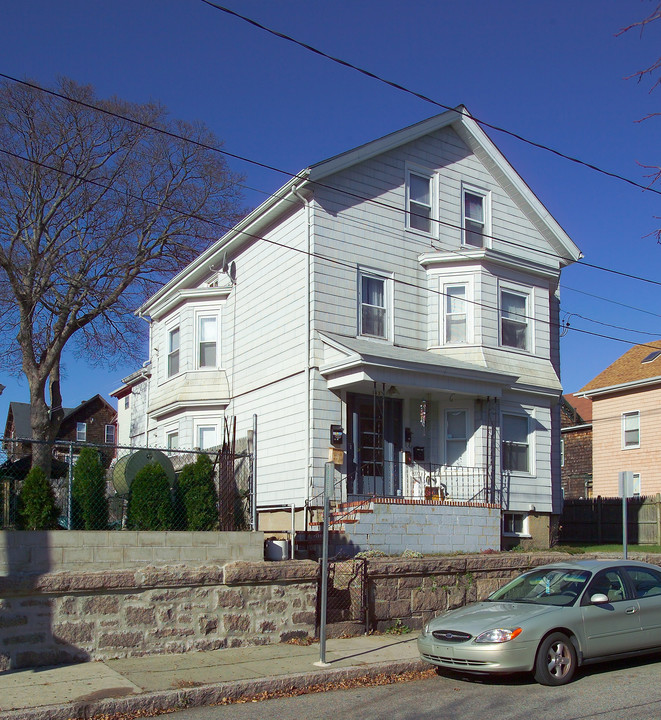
[77, 422, 87, 443]
[359, 270, 388, 339]
[168, 326, 180, 377]
[502, 413, 529, 472]
[198, 316, 217, 368]
[166, 430, 179, 453]
[622, 411, 640, 449]
[444, 285, 467, 344]
[198, 425, 217, 450]
[445, 409, 468, 466]
[500, 290, 529, 351]
[407, 169, 433, 234]
[104, 424, 115, 444]
[462, 187, 488, 247]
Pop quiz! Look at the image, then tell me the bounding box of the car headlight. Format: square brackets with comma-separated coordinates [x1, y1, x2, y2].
[421, 622, 431, 636]
[474, 627, 522, 643]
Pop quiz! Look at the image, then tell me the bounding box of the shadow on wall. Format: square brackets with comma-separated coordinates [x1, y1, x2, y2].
[0, 531, 90, 671]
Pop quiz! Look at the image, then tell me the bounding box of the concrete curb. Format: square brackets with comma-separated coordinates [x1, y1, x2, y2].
[0, 658, 429, 720]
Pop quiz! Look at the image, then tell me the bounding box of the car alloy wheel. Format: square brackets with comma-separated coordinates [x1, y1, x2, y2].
[534, 632, 577, 686]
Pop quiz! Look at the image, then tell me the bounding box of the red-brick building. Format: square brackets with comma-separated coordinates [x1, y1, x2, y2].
[3, 394, 117, 470]
[561, 393, 592, 498]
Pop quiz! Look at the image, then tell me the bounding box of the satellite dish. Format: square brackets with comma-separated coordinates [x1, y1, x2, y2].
[228, 261, 236, 284]
[221, 252, 229, 275]
[112, 449, 176, 497]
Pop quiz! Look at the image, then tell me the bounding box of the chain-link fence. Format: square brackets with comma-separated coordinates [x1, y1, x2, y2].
[320, 556, 368, 637]
[0, 438, 253, 531]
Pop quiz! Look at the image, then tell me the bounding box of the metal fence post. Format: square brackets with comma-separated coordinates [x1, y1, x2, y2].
[314, 461, 333, 667]
[251, 414, 258, 532]
[67, 442, 74, 529]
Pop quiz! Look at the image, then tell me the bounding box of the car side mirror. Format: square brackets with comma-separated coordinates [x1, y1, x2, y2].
[590, 593, 609, 604]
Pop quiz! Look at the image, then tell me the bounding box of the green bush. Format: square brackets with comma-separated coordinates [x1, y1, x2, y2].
[17, 467, 60, 530]
[73, 447, 108, 530]
[177, 453, 218, 530]
[126, 462, 174, 530]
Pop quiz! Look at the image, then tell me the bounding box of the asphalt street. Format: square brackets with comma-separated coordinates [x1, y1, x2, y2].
[162, 653, 661, 720]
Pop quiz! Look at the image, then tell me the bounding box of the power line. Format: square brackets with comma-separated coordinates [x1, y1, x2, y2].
[200, 0, 661, 199]
[2, 72, 661, 289]
[560, 285, 661, 320]
[3, 144, 661, 355]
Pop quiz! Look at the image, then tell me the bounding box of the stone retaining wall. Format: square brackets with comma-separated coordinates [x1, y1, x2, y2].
[367, 552, 661, 631]
[0, 531, 264, 574]
[0, 561, 318, 671]
[4, 552, 661, 671]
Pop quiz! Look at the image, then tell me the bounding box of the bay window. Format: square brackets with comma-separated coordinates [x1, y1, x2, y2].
[198, 315, 217, 368]
[168, 326, 180, 377]
[500, 290, 529, 351]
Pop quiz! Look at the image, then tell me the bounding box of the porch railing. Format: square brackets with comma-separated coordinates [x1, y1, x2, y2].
[406, 463, 492, 504]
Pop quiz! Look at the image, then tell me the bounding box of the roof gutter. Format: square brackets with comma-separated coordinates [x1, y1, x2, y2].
[576, 375, 661, 398]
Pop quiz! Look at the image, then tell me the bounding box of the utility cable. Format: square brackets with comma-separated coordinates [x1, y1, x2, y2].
[3, 144, 661, 355]
[1, 72, 660, 287]
[200, 0, 661, 198]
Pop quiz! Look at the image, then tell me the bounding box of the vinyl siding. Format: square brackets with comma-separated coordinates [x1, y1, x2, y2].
[591, 386, 661, 497]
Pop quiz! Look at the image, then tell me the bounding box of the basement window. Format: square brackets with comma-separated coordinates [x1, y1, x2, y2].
[503, 512, 529, 537]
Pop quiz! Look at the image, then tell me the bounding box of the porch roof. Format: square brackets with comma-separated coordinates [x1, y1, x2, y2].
[319, 333, 517, 397]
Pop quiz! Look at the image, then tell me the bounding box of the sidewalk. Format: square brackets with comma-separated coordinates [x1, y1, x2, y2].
[0, 634, 427, 720]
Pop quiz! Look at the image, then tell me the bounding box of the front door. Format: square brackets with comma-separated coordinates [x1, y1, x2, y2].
[347, 393, 402, 498]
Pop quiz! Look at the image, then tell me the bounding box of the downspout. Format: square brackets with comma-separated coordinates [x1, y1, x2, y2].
[291, 184, 312, 532]
[138, 312, 152, 447]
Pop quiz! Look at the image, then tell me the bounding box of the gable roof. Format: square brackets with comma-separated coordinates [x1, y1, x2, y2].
[4, 395, 116, 439]
[140, 106, 581, 316]
[563, 393, 592, 424]
[578, 341, 661, 397]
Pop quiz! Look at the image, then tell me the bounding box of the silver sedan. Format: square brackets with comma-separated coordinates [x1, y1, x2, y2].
[417, 558, 661, 685]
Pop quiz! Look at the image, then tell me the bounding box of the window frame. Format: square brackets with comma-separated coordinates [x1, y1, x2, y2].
[445, 408, 470, 466]
[502, 411, 531, 474]
[622, 411, 640, 449]
[502, 512, 529, 537]
[197, 425, 217, 451]
[166, 430, 179, 454]
[104, 424, 115, 444]
[358, 267, 392, 340]
[196, 313, 218, 369]
[499, 285, 532, 352]
[167, 325, 181, 378]
[405, 165, 436, 236]
[461, 184, 490, 248]
[76, 422, 87, 443]
[442, 282, 470, 345]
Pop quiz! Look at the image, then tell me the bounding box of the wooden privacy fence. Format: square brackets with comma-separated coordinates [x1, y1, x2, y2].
[560, 495, 661, 545]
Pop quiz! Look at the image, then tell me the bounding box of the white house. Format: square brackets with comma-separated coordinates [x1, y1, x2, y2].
[117, 107, 581, 552]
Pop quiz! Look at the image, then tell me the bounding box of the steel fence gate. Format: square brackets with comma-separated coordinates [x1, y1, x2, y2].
[318, 556, 368, 638]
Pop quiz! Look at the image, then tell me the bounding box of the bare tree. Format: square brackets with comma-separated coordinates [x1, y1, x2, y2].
[617, 2, 661, 235]
[0, 77, 245, 472]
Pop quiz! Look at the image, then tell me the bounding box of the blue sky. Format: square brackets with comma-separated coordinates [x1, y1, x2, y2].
[0, 0, 659, 421]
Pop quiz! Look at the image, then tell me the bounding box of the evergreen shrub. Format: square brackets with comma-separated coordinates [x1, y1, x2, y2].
[126, 462, 174, 530]
[17, 466, 60, 530]
[177, 453, 218, 530]
[73, 447, 108, 530]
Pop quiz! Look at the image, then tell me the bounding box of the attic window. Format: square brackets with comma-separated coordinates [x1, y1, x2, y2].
[642, 350, 661, 364]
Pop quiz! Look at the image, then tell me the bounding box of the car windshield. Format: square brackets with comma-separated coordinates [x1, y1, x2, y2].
[488, 568, 591, 607]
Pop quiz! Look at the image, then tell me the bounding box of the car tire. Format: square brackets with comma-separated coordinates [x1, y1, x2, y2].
[533, 632, 577, 686]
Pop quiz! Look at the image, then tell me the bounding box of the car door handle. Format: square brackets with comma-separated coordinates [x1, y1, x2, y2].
[625, 606, 638, 614]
